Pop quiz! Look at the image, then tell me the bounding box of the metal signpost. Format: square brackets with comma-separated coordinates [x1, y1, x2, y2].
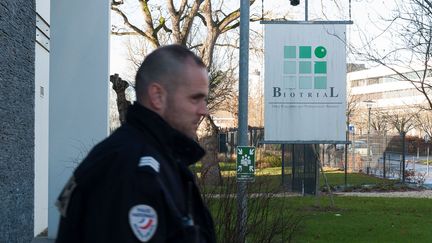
[425, 134, 430, 175]
[238, 0, 249, 242]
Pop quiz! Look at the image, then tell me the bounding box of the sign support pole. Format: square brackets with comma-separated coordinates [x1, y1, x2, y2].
[237, 0, 249, 242]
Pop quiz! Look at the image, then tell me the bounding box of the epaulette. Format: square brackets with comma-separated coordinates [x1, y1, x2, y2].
[138, 156, 160, 173]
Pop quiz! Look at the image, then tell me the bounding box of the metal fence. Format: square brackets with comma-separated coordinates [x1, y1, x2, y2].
[218, 127, 265, 157]
[328, 132, 432, 182]
[217, 128, 432, 187]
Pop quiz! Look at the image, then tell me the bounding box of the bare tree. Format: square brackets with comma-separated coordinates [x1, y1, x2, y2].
[385, 107, 417, 182]
[110, 74, 132, 125]
[386, 108, 416, 135]
[415, 110, 432, 138]
[389, 0, 432, 111]
[111, 0, 262, 67]
[353, 0, 432, 110]
[110, 0, 262, 184]
[370, 109, 390, 135]
[346, 88, 361, 129]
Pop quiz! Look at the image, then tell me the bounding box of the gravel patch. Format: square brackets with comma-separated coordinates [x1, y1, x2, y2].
[335, 190, 432, 198]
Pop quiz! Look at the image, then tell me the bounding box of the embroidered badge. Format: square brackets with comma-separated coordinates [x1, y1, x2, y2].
[129, 204, 158, 242]
[139, 156, 160, 172]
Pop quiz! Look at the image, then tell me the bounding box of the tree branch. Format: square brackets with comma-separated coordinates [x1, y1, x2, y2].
[138, 0, 160, 47]
[178, 0, 188, 15]
[218, 0, 256, 32]
[180, 0, 203, 45]
[111, 6, 152, 40]
[111, 0, 124, 7]
[111, 31, 140, 36]
[167, 0, 181, 43]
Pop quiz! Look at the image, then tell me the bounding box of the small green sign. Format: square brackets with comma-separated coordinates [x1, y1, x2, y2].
[236, 146, 256, 181]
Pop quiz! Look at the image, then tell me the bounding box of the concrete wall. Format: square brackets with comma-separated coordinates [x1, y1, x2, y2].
[0, 1, 36, 242]
[48, 0, 110, 238]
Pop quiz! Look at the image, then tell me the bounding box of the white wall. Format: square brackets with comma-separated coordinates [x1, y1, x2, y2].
[48, 0, 110, 238]
[35, 0, 50, 236]
[36, 0, 50, 23]
[34, 44, 50, 236]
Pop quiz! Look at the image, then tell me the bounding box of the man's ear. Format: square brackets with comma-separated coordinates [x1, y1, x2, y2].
[147, 83, 167, 111]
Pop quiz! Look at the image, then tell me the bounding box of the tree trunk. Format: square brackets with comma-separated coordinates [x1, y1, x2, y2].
[199, 115, 222, 186]
[110, 74, 131, 125]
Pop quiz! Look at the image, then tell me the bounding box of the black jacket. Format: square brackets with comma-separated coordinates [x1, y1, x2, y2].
[55, 103, 216, 243]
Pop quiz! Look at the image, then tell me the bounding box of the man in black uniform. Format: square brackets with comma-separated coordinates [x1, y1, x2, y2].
[55, 45, 216, 243]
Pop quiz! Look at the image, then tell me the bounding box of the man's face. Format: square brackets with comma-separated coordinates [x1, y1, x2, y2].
[162, 62, 209, 139]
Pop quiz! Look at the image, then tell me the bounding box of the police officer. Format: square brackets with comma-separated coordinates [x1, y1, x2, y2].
[55, 45, 216, 243]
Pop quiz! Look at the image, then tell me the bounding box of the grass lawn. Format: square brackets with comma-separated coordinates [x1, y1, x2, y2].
[317, 169, 393, 187]
[287, 196, 432, 243]
[208, 193, 432, 242]
[199, 164, 431, 242]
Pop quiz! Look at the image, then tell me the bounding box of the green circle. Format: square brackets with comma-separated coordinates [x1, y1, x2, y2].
[315, 46, 327, 58]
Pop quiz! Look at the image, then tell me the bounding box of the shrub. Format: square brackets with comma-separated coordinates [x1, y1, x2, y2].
[405, 169, 426, 186]
[201, 177, 303, 242]
[258, 153, 282, 168]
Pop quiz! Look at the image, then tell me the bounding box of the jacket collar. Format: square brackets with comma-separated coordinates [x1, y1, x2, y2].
[126, 102, 205, 166]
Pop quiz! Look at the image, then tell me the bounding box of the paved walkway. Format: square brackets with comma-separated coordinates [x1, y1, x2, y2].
[335, 189, 432, 198]
[206, 189, 432, 199]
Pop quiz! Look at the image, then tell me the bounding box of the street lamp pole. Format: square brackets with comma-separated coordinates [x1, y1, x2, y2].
[364, 100, 374, 174]
[367, 106, 371, 174]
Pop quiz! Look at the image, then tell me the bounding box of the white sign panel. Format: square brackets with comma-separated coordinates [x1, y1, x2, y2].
[264, 24, 347, 142]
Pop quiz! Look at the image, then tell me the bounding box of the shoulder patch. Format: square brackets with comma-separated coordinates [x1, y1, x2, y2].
[129, 204, 158, 242]
[139, 156, 160, 172]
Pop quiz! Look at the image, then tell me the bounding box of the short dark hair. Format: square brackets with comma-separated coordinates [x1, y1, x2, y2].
[135, 44, 206, 102]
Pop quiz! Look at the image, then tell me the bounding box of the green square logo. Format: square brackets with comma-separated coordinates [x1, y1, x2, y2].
[299, 61, 311, 74]
[299, 46, 311, 58]
[284, 46, 296, 58]
[314, 61, 327, 74]
[284, 61, 296, 74]
[314, 76, 327, 89]
[282, 45, 328, 90]
[283, 76, 297, 89]
[299, 76, 312, 89]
